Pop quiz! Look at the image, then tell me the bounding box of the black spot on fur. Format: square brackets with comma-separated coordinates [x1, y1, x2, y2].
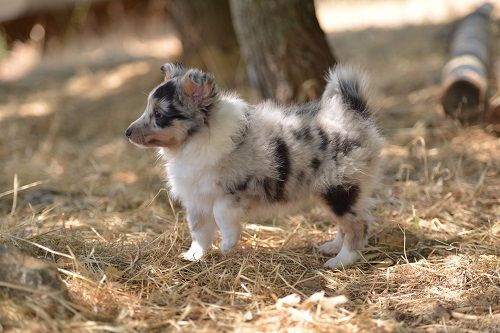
[311, 158, 321, 172]
[154, 105, 188, 128]
[153, 81, 176, 100]
[259, 138, 291, 202]
[293, 127, 313, 141]
[338, 79, 369, 117]
[274, 138, 290, 200]
[322, 184, 359, 216]
[331, 134, 362, 161]
[344, 139, 361, 154]
[317, 128, 329, 151]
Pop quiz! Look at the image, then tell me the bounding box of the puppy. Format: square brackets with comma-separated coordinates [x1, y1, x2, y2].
[125, 63, 383, 269]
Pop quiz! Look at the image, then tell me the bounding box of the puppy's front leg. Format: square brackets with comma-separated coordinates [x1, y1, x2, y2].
[181, 209, 217, 261]
[213, 197, 243, 252]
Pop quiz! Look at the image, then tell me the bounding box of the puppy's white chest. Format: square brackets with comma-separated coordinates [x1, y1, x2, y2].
[166, 162, 220, 204]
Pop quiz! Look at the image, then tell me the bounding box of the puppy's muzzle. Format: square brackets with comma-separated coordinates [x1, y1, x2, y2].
[125, 123, 148, 147]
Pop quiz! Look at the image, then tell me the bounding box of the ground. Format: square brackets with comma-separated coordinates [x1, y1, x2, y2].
[0, 1, 499, 332]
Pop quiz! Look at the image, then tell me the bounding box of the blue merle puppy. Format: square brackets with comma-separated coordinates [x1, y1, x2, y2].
[125, 63, 383, 269]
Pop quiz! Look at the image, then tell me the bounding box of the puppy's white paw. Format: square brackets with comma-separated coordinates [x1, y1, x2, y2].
[179, 250, 204, 261]
[179, 243, 206, 261]
[316, 240, 343, 255]
[323, 248, 360, 269]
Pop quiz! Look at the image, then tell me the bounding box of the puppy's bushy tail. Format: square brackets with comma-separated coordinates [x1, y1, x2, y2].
[322, 65, 370, 118]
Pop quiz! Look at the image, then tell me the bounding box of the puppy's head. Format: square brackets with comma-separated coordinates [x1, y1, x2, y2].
[125, 63, 217, 149]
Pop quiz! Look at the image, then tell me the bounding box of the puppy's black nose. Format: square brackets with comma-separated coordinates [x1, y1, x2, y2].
[125, 127, 132, 137]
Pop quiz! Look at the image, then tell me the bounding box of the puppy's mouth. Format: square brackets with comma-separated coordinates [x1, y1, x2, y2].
[145, 138, 164, 146]
[128, 136, 174, 148]
[128, 137, 149, 148]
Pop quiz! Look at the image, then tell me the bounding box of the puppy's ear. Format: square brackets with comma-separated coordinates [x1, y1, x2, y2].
[160, 63, 175, 80]
[181, 70, 215, 102]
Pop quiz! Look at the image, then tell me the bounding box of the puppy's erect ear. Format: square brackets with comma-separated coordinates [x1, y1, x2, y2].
[181, 70, 215, 102]
[160, 63, 175, 80]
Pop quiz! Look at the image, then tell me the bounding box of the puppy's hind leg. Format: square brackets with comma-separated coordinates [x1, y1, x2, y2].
[181, 209, 217, 261]
[317, 229, 344, 255]
[320, 184, 371, 269]
[323, 212, 369, 269]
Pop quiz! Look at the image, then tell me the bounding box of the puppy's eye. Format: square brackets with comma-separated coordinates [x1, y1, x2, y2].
[154, 108, 171, 127]
[154, 108, 162, 118]
[154, 106, 187, 128]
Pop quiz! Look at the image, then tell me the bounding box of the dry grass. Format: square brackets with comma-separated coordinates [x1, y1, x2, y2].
[0, 3, 499, 332]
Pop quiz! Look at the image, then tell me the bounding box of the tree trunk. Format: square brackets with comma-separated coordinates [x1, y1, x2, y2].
[170, 0, 243, 88]
[230, 0, 336, 103]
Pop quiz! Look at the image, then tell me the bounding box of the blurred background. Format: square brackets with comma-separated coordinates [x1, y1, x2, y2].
[0, 0, 495, 86]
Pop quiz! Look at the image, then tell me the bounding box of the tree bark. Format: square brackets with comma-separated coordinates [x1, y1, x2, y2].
[230, 0, 336, 103]
[170, 0, 243, 88]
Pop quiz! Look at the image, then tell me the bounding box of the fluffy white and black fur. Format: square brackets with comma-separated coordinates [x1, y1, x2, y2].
[125, 63, 383, 269]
